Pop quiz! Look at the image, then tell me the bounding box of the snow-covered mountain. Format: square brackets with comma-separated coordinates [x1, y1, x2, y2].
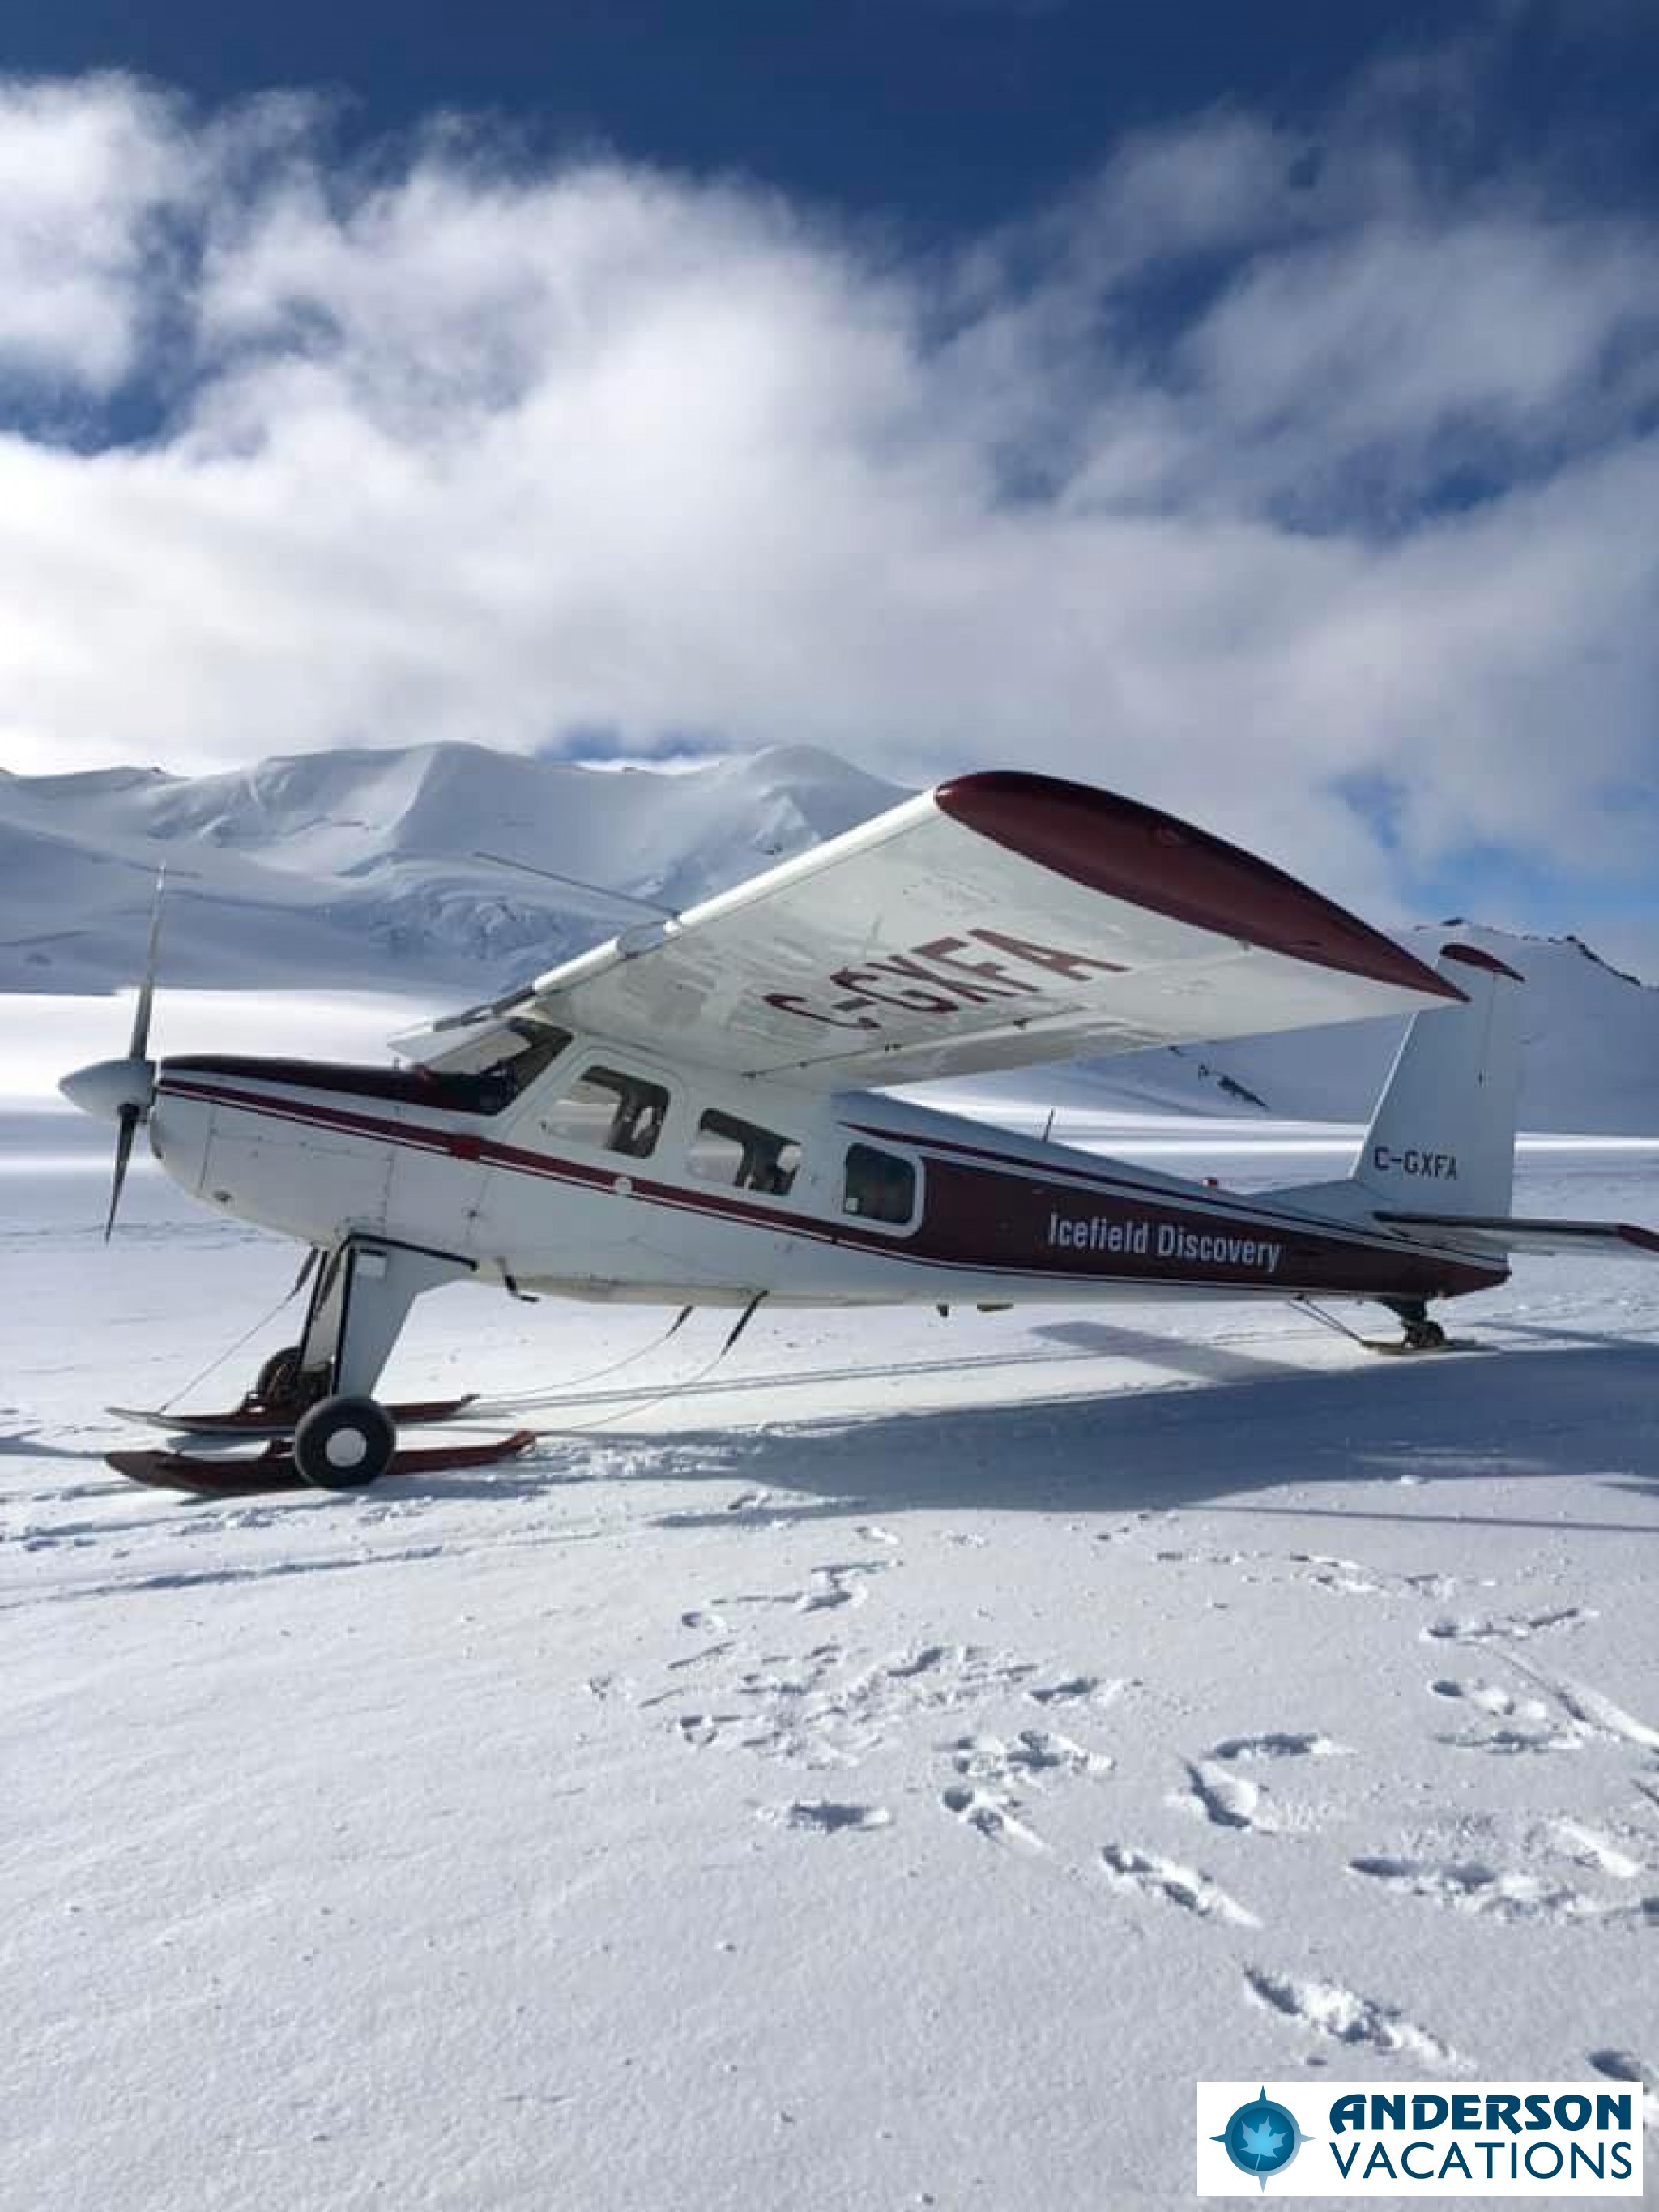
[0, 742, 902, 997]
[5, 741, 1657, 1132]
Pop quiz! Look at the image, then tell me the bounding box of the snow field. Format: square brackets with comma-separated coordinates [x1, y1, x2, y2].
[4, 1117, 1657, 2210]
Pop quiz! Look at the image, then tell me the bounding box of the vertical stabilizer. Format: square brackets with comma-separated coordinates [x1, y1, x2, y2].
[1354, 942, 1525, 1217]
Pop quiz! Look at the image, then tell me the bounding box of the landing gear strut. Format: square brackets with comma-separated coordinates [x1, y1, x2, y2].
[280, 1238, 476, 1488]
[1381, 1297, 1448, 1353]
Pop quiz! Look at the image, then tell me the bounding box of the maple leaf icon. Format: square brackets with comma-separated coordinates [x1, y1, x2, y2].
[1212, 2087, 1306, 2189]
[1240, 2117, 1286, 2167]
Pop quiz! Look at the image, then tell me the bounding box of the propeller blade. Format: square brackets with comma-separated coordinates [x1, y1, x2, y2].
[104, 1104, 142, 1241]
[126, 865, 168, 1063]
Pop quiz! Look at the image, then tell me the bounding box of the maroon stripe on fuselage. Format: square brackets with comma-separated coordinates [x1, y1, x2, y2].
[159, 1074, 1503, 1297]
[847, 1116, 1336, 1228]
[914, 1155, 1497, 1297]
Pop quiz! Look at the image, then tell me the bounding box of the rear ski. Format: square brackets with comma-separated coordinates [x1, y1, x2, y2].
[108, 1425, 538, 1495]
[1358, 1332, 1487, 1356]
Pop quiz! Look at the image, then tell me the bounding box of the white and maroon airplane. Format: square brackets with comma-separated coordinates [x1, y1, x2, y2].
[59, 771, 1658, 1492]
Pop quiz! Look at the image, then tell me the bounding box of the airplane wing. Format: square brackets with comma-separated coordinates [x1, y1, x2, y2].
[400, 771, 1465, 1090]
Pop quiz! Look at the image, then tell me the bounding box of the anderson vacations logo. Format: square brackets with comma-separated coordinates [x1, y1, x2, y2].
[1196, 2081, 1643, 2197]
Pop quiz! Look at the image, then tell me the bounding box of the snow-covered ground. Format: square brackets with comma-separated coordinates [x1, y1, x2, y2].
[6, 1057, 1657, 2209]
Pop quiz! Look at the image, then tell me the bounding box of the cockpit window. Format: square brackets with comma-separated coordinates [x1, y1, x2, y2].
[688, 1108, 800, 1196]
[432, 1020, 568, 1082]
[478, 1024, 572, 1100]
[842, 1142, 916, 1225]
[540, 1065, 671, 1159]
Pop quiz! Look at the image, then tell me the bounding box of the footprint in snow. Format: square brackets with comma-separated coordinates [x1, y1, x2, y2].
[676, 1713, 741, 1749]
[1243, 1966, 1452, 2063]
[1589, 2050, 1659, 2121]
[1209, 1730, 1353, 1761]
[794, 1561, 886, 1613]
[1099, 1844, 1258, 1927]
[1428, 1676, 1548, 1719]
[1435, 1658, 1659, 1757]
[1422, 1605, 1596, 1645]
[583, 1672, 634, 1702]
[1180, 1760, 1269, 1834]
[1427, 1674, 1589, 1756]
[1292, 1553, 1386, 1595]
[759, 1800, 892, 1835]
[1348, 1852, 1614, 1926]
[1026, 1674, 1132, 1711]
[1179, 1731, 1354, 1833]
[941, 1784, 1047, 1853]
[953, 1729, 1112, 1791]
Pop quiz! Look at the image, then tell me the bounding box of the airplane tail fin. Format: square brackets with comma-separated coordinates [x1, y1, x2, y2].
[1262, 942, 1525, 1231]
[1354, 941, 1525, 1218]
[1270, 943, 1659, 1273]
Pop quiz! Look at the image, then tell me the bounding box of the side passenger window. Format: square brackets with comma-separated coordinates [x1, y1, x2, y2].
[540, 1065, 670, 1159]
[688, 1109, 800, 1195]
[843, 1142, 915, 1224]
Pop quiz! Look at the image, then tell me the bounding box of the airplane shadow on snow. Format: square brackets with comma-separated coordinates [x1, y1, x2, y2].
[564, 1337, 1659, 1534]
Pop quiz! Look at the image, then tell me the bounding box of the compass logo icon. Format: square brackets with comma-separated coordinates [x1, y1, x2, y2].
[1211, 2088, 1307, 2190]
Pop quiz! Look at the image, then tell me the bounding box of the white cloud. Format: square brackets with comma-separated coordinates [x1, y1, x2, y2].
[0, 75, 197, 392]
[0, 64, 1653, 937]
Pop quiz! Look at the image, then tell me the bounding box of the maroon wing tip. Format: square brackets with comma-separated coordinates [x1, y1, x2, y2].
[1440, 942, 1525, 983]
[934, 771, 1465, 1003]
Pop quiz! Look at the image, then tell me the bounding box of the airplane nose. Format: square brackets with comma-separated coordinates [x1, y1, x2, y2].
[58, 1055, 156, 1123]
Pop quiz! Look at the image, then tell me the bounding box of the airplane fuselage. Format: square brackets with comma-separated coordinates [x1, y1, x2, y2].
[147, 1036, 1505, 1310]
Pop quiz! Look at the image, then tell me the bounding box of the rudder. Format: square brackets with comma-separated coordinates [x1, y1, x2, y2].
[1355, 942, 1525, 1218]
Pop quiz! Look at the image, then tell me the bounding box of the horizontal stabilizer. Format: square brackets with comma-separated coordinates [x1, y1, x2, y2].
[1376, 1212, 1659, 1260]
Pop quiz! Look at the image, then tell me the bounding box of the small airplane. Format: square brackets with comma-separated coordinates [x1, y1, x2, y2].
[59, 769, 1658, 1492]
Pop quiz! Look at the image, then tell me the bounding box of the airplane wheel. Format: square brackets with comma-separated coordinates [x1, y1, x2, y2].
[254, 1343, 303, 1407]
[292, 1394, 397, 1490]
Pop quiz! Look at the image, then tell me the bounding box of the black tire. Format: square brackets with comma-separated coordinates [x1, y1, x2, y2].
[254, 1344, 304, 1407]
[292, 1394, 397, 1491]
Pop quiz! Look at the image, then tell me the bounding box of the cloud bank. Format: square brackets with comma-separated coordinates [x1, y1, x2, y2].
[0, 56, 1654, 936]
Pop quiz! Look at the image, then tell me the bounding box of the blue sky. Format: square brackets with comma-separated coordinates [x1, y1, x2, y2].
[1, 2, 1656, 966]
[9, 2, 1654, 231]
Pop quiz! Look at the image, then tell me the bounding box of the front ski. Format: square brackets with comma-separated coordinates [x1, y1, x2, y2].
[107, 1427, 538, 1496]
[106, 1392, 478, 1439]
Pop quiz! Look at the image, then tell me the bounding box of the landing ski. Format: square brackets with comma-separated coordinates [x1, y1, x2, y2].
[106, 1393, 478, 1439]
[1360, 1335, 1486, 1357]
[107, 1427, 538, 1496]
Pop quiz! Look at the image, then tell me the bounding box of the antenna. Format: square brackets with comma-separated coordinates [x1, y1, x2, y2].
[1041, 1107, 1056, 1144]
[472, 850, 678, 922]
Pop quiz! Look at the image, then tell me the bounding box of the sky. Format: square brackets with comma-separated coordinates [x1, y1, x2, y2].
[2, 2, 1657, 968]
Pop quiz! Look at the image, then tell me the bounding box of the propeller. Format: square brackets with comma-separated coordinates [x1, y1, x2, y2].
[58, 869, 167, 1239]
